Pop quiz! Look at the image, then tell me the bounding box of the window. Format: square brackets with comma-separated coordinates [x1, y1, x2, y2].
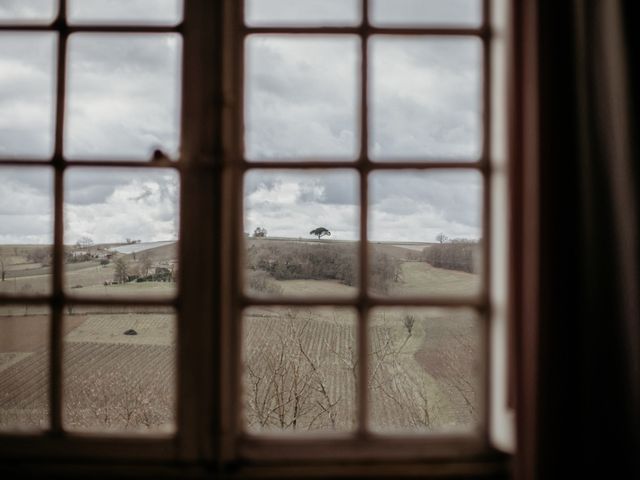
[0, 0, 512, 475]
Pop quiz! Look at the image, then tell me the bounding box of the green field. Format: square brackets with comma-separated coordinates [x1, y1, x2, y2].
[0, 240, 480, 433]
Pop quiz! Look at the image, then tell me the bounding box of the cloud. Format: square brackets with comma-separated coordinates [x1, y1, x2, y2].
[370, 37, 482, 160]
[66, 0, 183, 24]
[65, 33, 181, 160]
[244, 171, 359, 240]
[369, 0, 481, 26]
[0, 167, 53, 244]
[369, 171, 482, 242]
[63, 168, 179, 244]
[245, 35, 359, 160]
[245, 0, 360, 26]
[0, 2, 484, 244]
[0, 0, 57, 22]
[0, 33, 56, 158]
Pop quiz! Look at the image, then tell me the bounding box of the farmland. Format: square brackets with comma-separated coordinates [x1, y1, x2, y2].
[0, 239, 480, 434]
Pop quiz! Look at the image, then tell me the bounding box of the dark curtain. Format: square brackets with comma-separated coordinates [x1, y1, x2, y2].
[530, 0, 640, 478]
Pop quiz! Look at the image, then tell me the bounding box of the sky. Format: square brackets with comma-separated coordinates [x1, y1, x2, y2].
[0, 0, 483, 245]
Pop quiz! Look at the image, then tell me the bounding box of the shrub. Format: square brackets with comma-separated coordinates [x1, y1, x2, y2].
[422, 239, 480, 273]
[246, 242, 400, 294]
[247, 269, 284, 296]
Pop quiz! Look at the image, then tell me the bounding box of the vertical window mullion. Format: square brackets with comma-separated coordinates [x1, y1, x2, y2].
[49, 0, 68, 434]
[357, 0, 370, 437]
[481, 0, 493, 435]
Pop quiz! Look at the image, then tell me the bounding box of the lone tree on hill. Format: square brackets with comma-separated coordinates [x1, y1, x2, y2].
[310, 227, 331, 239]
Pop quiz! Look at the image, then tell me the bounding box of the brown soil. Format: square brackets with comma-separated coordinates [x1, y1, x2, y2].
[0, 315, 87, 353]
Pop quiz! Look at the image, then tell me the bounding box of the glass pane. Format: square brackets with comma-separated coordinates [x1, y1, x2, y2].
[0, 0, 57, 24]
[370, 0, 481, 27]
[0, 304, 50, 431]
[65, 34, 182, 161]
[369, 36, 482, 161]
[0, 167, 54, 296]
[63, 307, 176, 432]
[369, 170, 482, 297]
[243, 307, 357, 432]
[245, 0, 361, 26]
[245, 35, 359, 161]
[68, 0, 183, 25]
[244, 170, 359, 298]
[0, 33, 56, 159]
[369, 308, 481, 432]
[64, 168, 179, 299]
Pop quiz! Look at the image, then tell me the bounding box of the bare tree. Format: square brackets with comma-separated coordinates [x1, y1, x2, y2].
[139, 253, 152, 277]
[114, 257, 130, 284]
[0, 254, 7, 282]
[253, 227, 267, 238]
[435, 232, 448, 244]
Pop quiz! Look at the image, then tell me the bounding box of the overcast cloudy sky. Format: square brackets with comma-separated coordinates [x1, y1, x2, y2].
[0, 0, 482, 245]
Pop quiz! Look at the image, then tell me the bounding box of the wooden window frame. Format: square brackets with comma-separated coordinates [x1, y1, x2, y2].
[0, 0, 515, 477]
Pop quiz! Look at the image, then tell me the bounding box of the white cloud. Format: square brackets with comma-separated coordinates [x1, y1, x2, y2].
[0, 2, 483, 244]
[64, 169, 179, 244]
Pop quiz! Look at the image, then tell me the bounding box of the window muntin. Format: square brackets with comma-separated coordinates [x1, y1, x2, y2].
[0, 1, 182, 438]
[236, 0, 492, 442]
[0, 0, 509, 467]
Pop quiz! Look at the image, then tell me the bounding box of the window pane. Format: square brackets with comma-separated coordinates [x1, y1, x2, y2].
[369, 307, 481, 432]
[0, 304, 51, 431]
[0, 167, 53, 296]
[369, 170, 482, 297]
[369, 36, 482, 161]
[243, 307, 357, 433]
[370, 0, 481, 27]
[244, 170, 359, 298]
[245, 0, 361, 26]
[0, 0, 57, 24]
[245, 35, 359, 161]
[64, 168, 179, 299]
[65, 34, 182, 161]
[67, 0, 183, 25]
[63, 307, 176, 432]
[0, 33, 56, 160]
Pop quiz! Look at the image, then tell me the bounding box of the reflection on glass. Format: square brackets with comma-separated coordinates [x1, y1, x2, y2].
[369, 170, 482, 297]
[63, 308, 176, 432]
[0, 167, 53, 296]
[370, 36, 482, 161]
[65, 34, 182, 160]
[64, 168, 179, 299]
[0, 0, 58, 24]
[244, 170, 359, 298]
[243, 307, 357, 433]
[245, 0, 361, 26]
[370, 0, 481, 27]
[245, 35, 359, 161]
[369, 308, 481, 432]
[0, 33, 56, 159]
[67, 0, 183, 25]
[0, 305, 50, 431]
